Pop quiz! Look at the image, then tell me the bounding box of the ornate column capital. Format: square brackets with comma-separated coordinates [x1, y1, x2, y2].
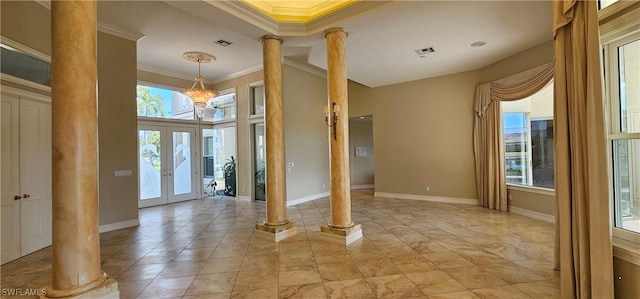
[260, 35, 284, 44]
[323, 27, 349, 39]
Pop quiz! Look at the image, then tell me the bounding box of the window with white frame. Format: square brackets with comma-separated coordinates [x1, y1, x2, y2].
[136, 84, 194, 120]
[501, 82, 555, 189]
[606, 34, 640, 235]
[250, 83, 265, 116]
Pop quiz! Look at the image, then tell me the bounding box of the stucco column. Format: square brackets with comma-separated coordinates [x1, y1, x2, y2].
[48, 1, 117, 297]
[255, 35, 296, 242]
[320, 28, 362, 245]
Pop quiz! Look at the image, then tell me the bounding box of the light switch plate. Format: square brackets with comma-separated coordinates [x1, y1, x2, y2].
[114, 170, 132, 176]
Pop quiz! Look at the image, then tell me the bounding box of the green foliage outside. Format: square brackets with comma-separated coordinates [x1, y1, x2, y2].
[140, 131, 161, 171]
[137, 86, 166, 117]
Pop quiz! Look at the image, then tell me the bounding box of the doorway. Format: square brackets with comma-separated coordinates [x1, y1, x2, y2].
[349, 115, 375, 189]
[1, 91, 52, 264]
[138, 124, 197, 208]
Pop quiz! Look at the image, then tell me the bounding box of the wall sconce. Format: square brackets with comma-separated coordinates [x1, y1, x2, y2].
[324, 102, 339, 140]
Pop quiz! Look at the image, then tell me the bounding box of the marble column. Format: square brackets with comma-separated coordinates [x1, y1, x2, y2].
[320, 28, 363, 245]
[255, 35, 297, 242]
[47, 1, 118, 298]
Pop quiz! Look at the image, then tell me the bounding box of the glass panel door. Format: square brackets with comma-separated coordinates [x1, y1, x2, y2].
[139, 125, 166, 207]
[253, 123, 265, 201]
[169, 127, 197, 203]
[138, 125, 197, 207]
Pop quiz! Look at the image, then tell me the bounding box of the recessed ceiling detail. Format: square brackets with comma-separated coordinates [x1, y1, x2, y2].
[240, 0, 357, 22]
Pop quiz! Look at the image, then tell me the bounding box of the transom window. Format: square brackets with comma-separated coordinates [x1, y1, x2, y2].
[136, 84, 236, 122]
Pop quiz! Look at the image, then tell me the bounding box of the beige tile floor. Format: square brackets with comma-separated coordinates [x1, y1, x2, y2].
[1, 189, 560, 298]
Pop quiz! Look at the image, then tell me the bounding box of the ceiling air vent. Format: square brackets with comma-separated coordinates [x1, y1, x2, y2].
[415, 47, 435, 57]
[215, 39, 233, 47]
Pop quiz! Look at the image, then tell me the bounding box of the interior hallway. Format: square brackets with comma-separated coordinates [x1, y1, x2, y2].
[1, 190, 559, 298]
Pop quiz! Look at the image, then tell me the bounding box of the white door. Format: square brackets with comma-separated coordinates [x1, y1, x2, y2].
[1, 94, 52, 264]
[138, 125, 196, 208]
[168, 127, 197, 203]
[1, 95, 21, 263]
[19, 99, 52, 255]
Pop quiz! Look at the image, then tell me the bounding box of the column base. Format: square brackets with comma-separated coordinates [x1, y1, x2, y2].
[255, 221, 297, 242]
[43, 273, 119, 299]
[320, 224, 363, 245]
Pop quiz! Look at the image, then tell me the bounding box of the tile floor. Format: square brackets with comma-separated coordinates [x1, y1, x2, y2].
[1, 190, 560, 298]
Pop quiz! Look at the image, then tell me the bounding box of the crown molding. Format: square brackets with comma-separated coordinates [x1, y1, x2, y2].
[304, 1, 396, 36]
[137, 64, 197, 83]
[205, 0, 280, 35]
[98, 22, 145, 41]
[211, 64, 263, 84]
[205, 0, 396, 37]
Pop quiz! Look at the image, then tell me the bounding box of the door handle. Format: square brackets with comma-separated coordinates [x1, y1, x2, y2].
[14, 195, 22, 200]
[23, 194, 30, 199]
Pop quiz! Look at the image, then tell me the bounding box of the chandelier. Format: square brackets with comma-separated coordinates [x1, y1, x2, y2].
[181, 51, 218, 118]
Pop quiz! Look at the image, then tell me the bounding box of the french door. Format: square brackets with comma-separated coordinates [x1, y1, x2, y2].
[138, 125, 197, 208]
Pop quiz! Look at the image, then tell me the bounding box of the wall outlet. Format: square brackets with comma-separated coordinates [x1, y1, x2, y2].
[426, 186, 430, 192]
[508, 193, 512, 200]
[242, 187, 245, 193]
[322, 184, 326, 189]
[78, 273, 86, 285]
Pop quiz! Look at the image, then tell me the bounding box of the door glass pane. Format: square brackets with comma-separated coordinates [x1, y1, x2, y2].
[618, 39, 640, 133]
[254, 123, 265, 201]
[139, 130, 162, 200]
[173, 131, 192, 195]
[203, 127, 236, 197]
[613, 139, 640, 234]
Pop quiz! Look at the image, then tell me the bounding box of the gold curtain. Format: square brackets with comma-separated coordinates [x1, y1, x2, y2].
[553, 0, 613, 298]
[473, 63, 554, 211]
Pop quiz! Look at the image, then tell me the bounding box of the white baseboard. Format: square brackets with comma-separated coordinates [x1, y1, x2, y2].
[287, 191, 330, 206]
[99, 219, 139, 233]
[374, 192, 477, 205]
[238, 196, 251, 201]
[351, 184, 374, 190]
[509, 206, 555, 223]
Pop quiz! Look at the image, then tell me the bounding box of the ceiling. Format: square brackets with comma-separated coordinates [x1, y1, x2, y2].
[94, 0, 552, 88]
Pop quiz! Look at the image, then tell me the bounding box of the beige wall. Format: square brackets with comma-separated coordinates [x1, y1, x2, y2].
[137, 70, 194, 91]
[282, 64, 331, 199]
[1, 1, 52, 56]
[614, 257, 640, 298]
[1, 1, 139, 227]
[97, 32, 139, 225]
[360, 70, 481, 199]
[508, 189, 556, 216]
[349, 118, 374, 186]
[480, 40, 554, 83]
